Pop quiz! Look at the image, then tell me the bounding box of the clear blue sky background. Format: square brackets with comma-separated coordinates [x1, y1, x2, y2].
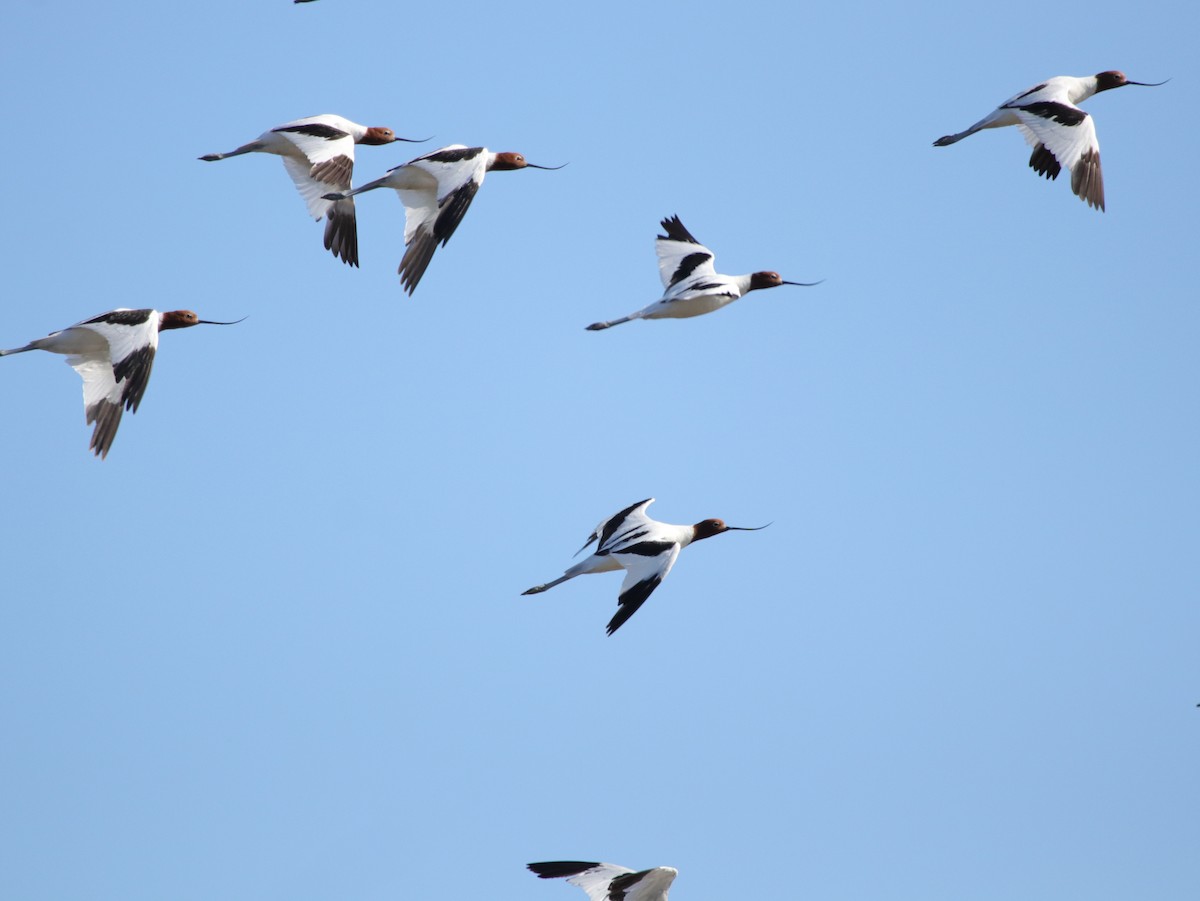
[1, 2, 1196, 899]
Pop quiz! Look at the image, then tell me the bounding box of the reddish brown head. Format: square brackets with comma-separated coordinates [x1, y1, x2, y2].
[749, 271, 824, 291]
[691, 518, 770, 542]
[488, 151, 567, 172]
[1094, 70, 1168, 92]
[159, 310, 246, 331]
[360, 127, 399, 145]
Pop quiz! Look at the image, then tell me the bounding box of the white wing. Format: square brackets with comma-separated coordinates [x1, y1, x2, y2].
[65, 355, 124, 458]
[273, 117, 358, 219]
[62, 308, 160, 458]
[384, 145, 490, 293]
[655, 216, 717, 290]
[529, 862, 677, 901]
[1012, 105, 1103, 209]
[586, 497, 656, 556]
[607, 541, 680, 635]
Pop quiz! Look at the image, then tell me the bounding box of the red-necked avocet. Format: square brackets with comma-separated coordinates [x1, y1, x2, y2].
[0, 309, 243, 458]
[586, 215, 821, 330]
[522, 498, 767, 635]
[199, 115, 424, 266]
[322, 144, 564, 294]
[933, 71, 1167, 211]
[529, 861, 677, 901]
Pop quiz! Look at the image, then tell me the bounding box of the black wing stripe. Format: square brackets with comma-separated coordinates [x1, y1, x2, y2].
[609, 870, 653, 901]
[420, 146, 485, 164]
[274, 123, 349, 141]
[1011, 82, 1048, 102]
[669, 251, 714, 288]
[614, 540, 675, 557]
[86, 309, 153, 327]
[434, 180, 480, 245]
[1028, 142, 1061, 181]
[112, 344, 156, 412]
[1016, 101, 1088, 127]
[607, 575, 663, 635]
[598, 499, 652, 551]
[527, 862, 603, 880]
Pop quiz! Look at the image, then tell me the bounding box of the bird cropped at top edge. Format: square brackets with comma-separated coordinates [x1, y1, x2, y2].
[932, 71, 1166, 211]
[521, 498, 768, 635]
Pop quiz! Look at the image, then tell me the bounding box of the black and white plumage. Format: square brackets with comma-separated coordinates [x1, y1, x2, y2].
[522, 498, 767, 635]
[323, 144, 563, 294]
[933, 71, 1166, 211]
[199, 114, 417, 266]
[0, 308, 241, 458]
[586, 216, 820, 330]
[528, 862, 677, 901]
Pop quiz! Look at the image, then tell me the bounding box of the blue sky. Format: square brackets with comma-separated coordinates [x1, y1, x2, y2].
[1, 1, 1197, 899]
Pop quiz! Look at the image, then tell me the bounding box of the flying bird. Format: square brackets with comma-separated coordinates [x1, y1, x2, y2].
[932, 71, 1166, 211]
[199, 114, 422, 266]
[586, 215, 821, 330]
[0, 309, 242, 458]
[322, 144, 563, 294]
[528, 861, 677, 901]
[522, 498, 767, 635]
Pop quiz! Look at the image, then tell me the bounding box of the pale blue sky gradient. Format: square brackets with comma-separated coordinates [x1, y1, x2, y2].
[1, 2, 1197, 900]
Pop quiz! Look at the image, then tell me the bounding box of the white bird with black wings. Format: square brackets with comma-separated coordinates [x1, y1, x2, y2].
[586, 215, 820, 330]
[528, 861, 677, 901]
[933, 71, 1166, 211]
[522, 498, 767, 635]
[0, 308, 241, 458]
[324, 144, 563, 294]
[200, 114, 419, 265]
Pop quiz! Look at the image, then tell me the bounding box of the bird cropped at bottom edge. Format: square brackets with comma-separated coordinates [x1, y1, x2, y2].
[528, 861, 678, 901]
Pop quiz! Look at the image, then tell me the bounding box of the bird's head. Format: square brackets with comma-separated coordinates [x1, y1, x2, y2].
[1094, 71, 1169, 93]
[159, 310, 246, 331]
[489, 152, 566, 172]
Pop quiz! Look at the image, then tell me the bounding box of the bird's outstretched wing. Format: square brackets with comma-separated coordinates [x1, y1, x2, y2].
[528, 862, 677, 901]
[1011, 102, 1104, 210]
[388, 145, 489, 293]
[607, 540, 681, 635]
[655, 216, 716, 290]
[67, 309, 160, 458]
[575, 497, 656, 556]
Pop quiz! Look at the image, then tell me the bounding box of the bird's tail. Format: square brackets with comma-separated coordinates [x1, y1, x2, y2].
[198, 142, 262, 162]
[585, 314, 637, 331]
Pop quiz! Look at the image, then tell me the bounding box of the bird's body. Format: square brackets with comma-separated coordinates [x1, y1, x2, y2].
[522, 498, 766, 634]
[323, 144, 562, 294]
[0, 308, 240, 458]
[933, 71, 1165, 211]
[200, 114, 413, 266]
[586, 216, 820, 330]
[529, 861, 677, 901]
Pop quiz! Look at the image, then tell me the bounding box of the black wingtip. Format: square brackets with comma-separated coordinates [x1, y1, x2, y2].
[528, 862, 601, 880]
[657, 214, 701, 245]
